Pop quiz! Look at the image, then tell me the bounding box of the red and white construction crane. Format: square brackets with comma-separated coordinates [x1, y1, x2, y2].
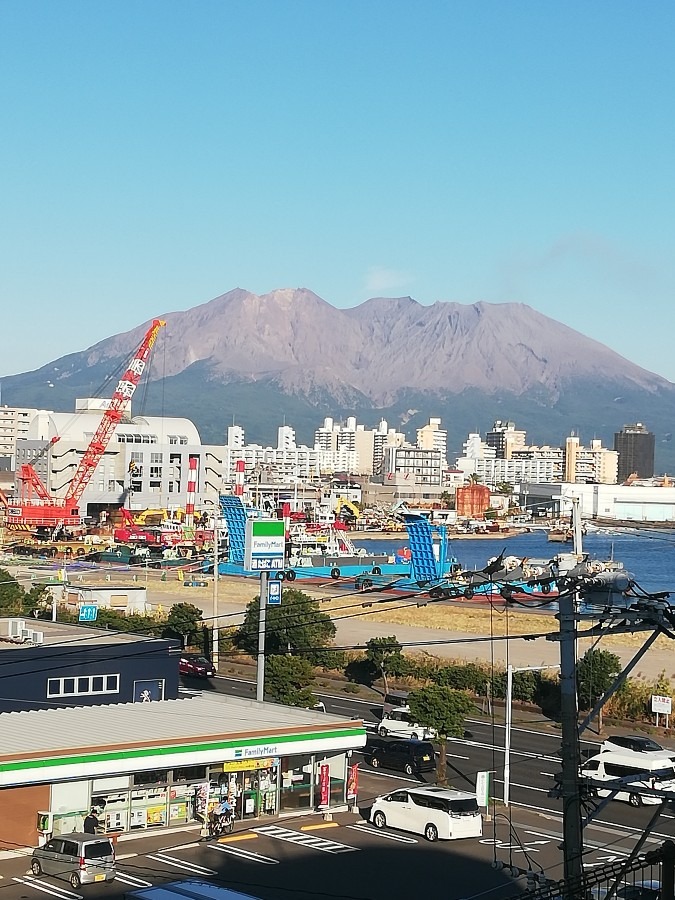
[3, 319, 166, 528]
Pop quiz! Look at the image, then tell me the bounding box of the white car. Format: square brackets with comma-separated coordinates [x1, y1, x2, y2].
[370, 786, 482, 841]
[377, 706, 436, 740]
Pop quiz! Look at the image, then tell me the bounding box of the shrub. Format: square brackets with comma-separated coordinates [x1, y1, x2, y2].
[343, 683, 360, 694]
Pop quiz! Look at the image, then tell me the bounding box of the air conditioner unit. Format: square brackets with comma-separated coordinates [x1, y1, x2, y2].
[30, 631, 45, 645]
[8, 618, 25, 638]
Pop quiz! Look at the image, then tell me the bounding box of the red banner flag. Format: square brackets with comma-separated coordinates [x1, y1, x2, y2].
[346, 763, 359, 800]
[319, 764, 330, 807]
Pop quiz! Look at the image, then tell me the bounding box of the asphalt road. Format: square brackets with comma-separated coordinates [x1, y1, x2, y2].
[190, 673, 675, 859]
[2, 668, 670, 900]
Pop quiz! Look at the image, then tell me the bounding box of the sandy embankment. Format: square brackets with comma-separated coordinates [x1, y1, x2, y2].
[15, 564, 674, 680]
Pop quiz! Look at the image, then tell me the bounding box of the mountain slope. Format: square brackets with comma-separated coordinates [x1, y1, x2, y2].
[3, 288, 674, 471]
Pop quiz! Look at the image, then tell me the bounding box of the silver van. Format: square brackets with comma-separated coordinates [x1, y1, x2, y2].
[31, 833, 116, 888]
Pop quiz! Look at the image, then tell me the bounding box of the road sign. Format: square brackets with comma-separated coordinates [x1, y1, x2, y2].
[475, 771, 490, 807]
[78, 604, 98, 622]
[244, 519, 285, 571]
[268, 580, 282, 606]
[652, 694, 672, 714]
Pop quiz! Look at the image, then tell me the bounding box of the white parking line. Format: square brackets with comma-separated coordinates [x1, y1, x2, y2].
[254, 824, 357, 854]
[348, 824, 418, 844]
[208, 844, 279, 865]
[146, 853, 216, 874]
[162, 842, 200, 852]
[447, 753, 470, 760]
[12, 877, 82, 900]
[114, 873, 154, 887]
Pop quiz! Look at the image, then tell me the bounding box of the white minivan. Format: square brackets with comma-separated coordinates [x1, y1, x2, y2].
[378, 706, 437, 740]
[370, 785, 483, 841]
[580, 748, 675, 807]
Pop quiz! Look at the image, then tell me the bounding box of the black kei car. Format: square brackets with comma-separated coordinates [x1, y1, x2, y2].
[364, 736, 436, 776]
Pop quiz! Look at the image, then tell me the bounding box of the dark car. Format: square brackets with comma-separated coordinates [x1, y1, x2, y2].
[602, 736, 664, 753]
[364, 736, 436, 775]
[179, 655, 216, 678]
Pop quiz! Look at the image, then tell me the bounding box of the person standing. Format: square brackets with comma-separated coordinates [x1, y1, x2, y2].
[83, 808, 99, 834]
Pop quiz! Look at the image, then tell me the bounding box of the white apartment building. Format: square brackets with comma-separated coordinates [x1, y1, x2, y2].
[228, 443, 319, 482]
[457, 431, 617, 486]
[313, 416, 405, 475]
[416, 417, 448, 466]
[564, 435, 618, 485]
[382, 445, 443, 486]
[0, 405, 40, 466]
[226, 425, 245, 450]
[13, 401, 228, 515]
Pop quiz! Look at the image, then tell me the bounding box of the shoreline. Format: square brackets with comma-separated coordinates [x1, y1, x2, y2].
[348, 528, 528, 541]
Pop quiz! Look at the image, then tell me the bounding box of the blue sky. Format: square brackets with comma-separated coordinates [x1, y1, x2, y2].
[1, 0, 674, 380]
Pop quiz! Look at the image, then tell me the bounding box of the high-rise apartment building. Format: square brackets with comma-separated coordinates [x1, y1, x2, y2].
[564, 434, 618, 484]
[313, 416, 405, 475]
[614, 423, 655, 482]
[416, 417, 448, 466]
[486, 421, 527, 459]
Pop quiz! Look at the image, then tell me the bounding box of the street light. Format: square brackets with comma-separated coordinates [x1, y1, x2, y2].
[504, 663, 560, 807]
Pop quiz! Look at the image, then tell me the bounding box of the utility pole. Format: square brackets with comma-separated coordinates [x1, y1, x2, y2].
[212, 517, 219, 670]
[558, 565, 585, 893]
[256, 571, 268, 702]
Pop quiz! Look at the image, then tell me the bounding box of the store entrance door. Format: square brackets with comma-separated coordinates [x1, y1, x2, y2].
[216, 760, 279, 821]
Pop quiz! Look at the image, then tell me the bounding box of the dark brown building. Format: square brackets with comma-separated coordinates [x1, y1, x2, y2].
[614, 423, 655, 483]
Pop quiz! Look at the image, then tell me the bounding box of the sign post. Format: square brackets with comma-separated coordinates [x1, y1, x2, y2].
[78, 604, 98, 623]
[244, 519, 286, 702]
[652, 694, 671, 729]
[267, 580, 282, 606]
[475, 771, 491, 808]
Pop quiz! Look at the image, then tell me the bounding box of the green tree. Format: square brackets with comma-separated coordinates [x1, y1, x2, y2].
[24, 583, 52, 617]
[0, 568, 27, 615]
[265, 655, 316, 707]
[576, 648, 622, 715]
[164, 602, 204, 649]
[408, 686, 474, 784]
[236, 588, 336, 663]
[365, 635, 403, 696]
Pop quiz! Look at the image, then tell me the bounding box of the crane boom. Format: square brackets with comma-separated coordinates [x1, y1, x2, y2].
[5, 318, 165, 528]
[65, 319, 165, 505]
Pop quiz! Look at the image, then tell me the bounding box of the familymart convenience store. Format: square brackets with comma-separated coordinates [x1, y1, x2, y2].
[0, 694, 366, 851]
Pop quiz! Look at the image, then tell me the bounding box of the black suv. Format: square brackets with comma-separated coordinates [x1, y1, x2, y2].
[364, 737, 436, 775]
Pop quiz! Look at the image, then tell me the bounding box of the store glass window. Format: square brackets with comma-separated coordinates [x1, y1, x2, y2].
[133, 770, 167, 786]
[280, 755, 313, 812]
[173, 766, 207, 782]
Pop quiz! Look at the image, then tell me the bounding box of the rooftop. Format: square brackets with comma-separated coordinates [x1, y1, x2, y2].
[0, 692, 363, 759]
[0, 617, 159, 652]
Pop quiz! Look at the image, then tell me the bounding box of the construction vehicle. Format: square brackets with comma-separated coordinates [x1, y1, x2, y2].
[1, 319, 165, 529]
[335, 497, 360, 524]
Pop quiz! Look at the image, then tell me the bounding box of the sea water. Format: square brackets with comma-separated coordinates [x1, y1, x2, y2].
[358, 530, 675, 598]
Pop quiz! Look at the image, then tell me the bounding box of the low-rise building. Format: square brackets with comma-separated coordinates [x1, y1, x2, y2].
[0, 693, 365, 850]
[0, 618, 179, 714]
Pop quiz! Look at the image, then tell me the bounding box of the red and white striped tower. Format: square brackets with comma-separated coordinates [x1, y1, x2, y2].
[234, 459, 245, 496]
[185, 456, 198, 527]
